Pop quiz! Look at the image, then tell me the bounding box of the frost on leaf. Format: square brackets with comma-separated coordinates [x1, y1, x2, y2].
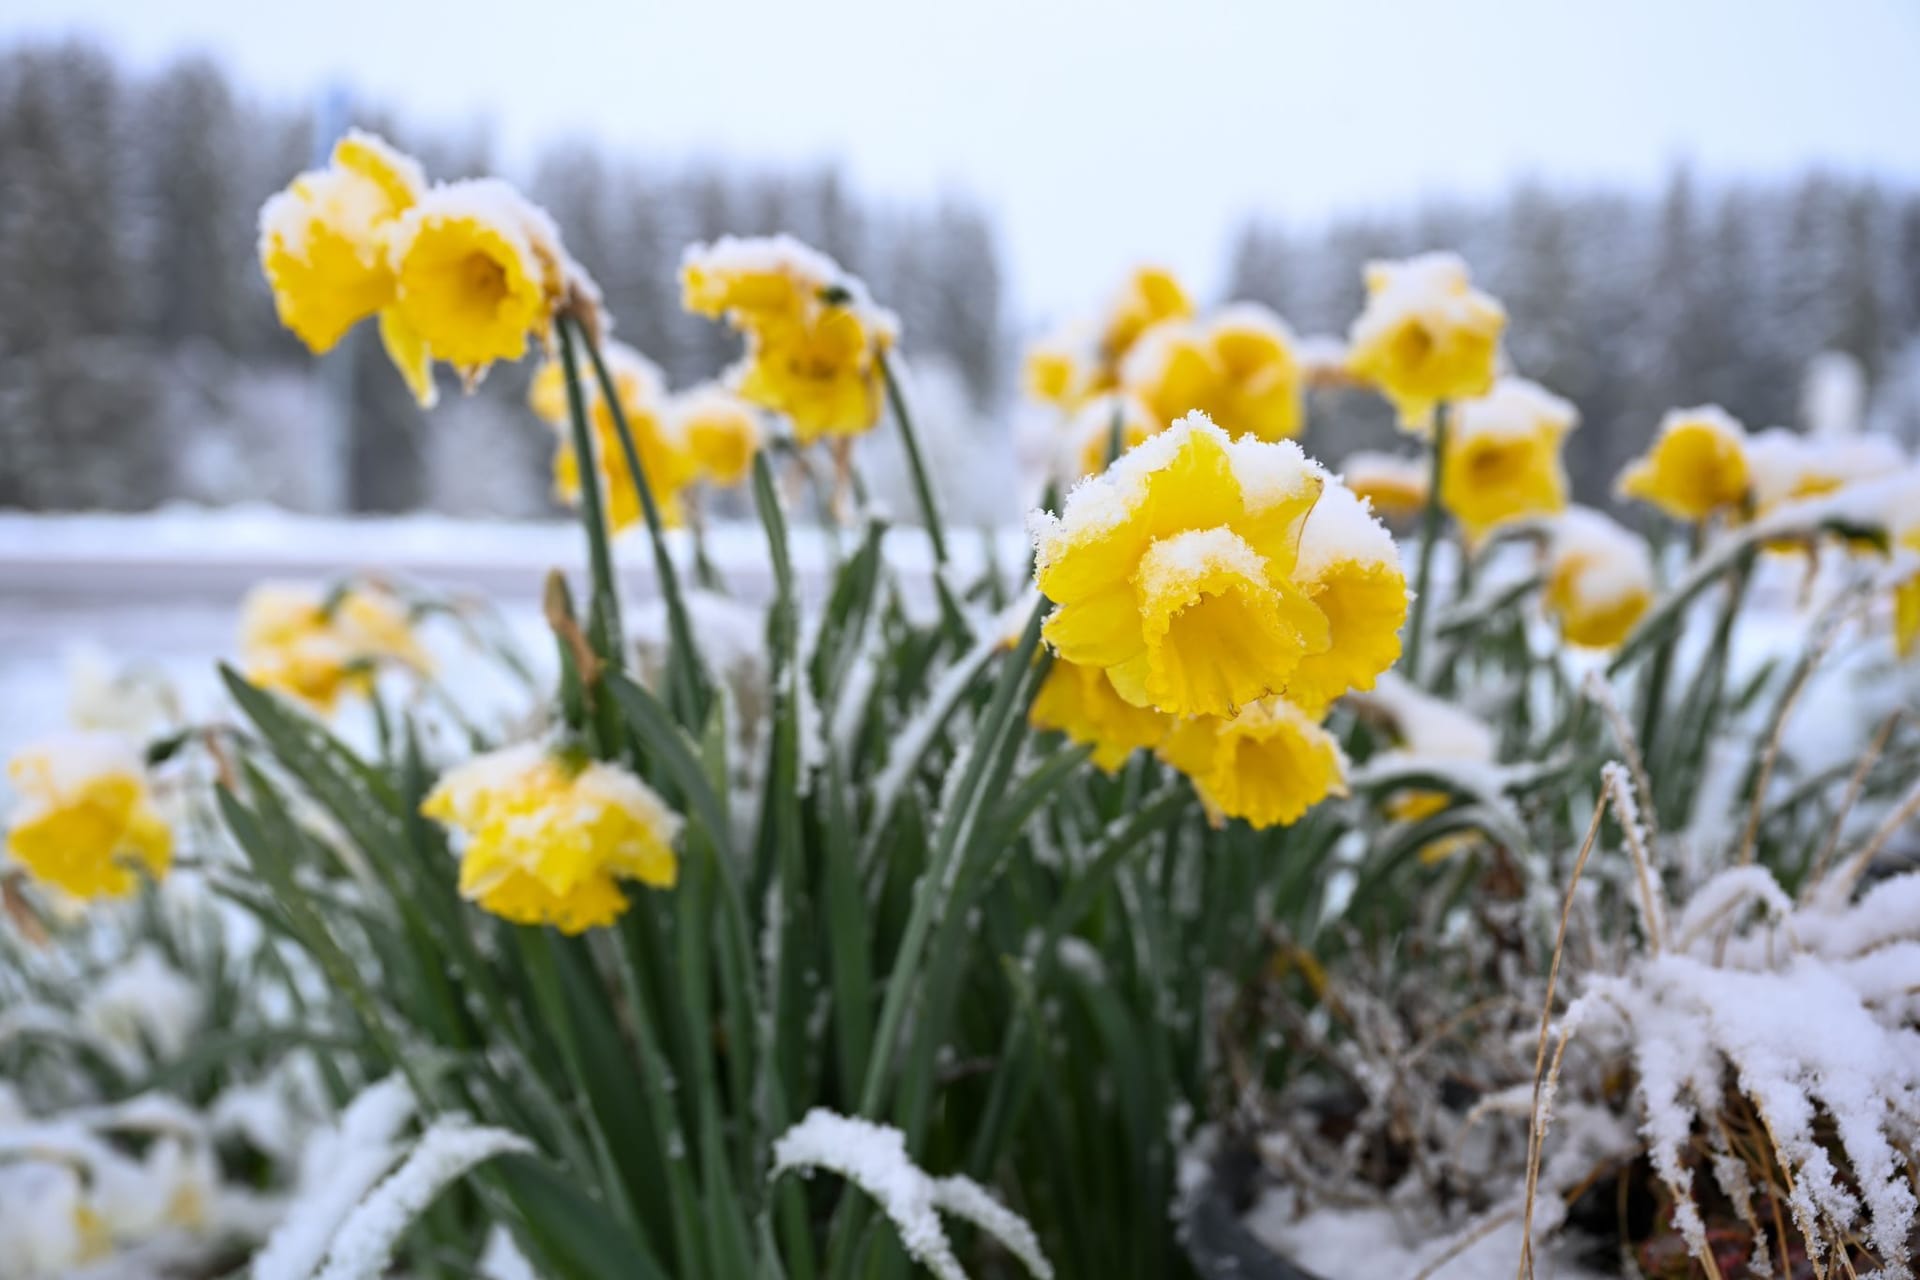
[772, 1108, 1054, 1280]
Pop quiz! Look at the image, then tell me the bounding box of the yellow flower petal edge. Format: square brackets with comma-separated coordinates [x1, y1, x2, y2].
[1896, 524, 1920, 657]
[1028, 659, 1171, 773]
[679, 235, 898, 443]
[1159, 698, 1348, 830]
[421, 742, 681, 935]
[389, 179, 569, 374]
[1340, 450, 1429, 521]
[1542, 507, 1656, 649]
[1440, 378, 1577, 540]
[1615, 404, 1750, 522]
[257, 129, 425, 354]
[1121, 303, 1303, 443]
[1030, 411, 1335, 718]
[1286, 483, 1409, 716]
[5, 733, 172, 900]
[674, 385, 763, 489]
[238, 580, 430, 714]
[1346, 252, 1506, 430]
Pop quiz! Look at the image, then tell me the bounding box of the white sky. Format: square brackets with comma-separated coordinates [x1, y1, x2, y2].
[8, 0, 1920, 323]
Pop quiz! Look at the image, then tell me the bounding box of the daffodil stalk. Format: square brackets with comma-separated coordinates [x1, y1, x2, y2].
[570, 310, 708, 724]
[879, 350, 949, 565]
[1404, 400, 1451, 680]
[554, 313, 623, 667]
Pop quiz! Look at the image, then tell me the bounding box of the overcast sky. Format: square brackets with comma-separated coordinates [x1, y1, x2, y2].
[8, 0, 1920, 322]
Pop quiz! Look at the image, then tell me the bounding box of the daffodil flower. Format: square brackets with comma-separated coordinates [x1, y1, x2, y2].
[421, 742, 681, 934]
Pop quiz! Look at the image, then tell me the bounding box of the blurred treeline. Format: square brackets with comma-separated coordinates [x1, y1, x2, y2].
[0, 40, 1005, 515]
[1230, 175, 1920, 502]
[5, 39, 1920, 518]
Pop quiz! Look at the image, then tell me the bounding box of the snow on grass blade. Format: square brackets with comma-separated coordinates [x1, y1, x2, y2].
[930, 1175, 1056, 1280]
[772, 1108, 1054, 1280]
[314, 1117, 532, 1280]
[251, 1076, 416, 1280]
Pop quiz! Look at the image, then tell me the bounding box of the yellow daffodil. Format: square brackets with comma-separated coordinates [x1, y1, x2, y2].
[257, 129, 425, 354]
[1021, 412, 1397, 721]
[1346, 252, 1506, 430]
[1894, 524, 1920, 656]
[673, 386, 763, 489]
[239, 580, 430, 713]
[1024, 333, 1091, 409]
[1122, 304, 1304, 442]
[1285, 483, 1409, 715]
[389, 179, 573, 377]
[1616, 405, 1751, 522]
[1029, 658, 1171, 773]
[421, 742, 680, 933]
[1339, 450, 1429, 521]
[1158, 698, 1348, 829]
[1061, 392, 1160, 482]
[1022, 267, 1194, 413]
[1031, 411, 1332, 718]
[261, 137, 593, 409]
[1439, 379, 1577, 540]
[5, 734, 172, 900]
[1098, 265, 1193, 369]
[538, 343, 694, 531]
[681, 235, 898, 444]
[1542, 508, 1655, 649]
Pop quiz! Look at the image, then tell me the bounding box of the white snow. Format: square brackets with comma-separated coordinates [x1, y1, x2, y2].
[1295, 480, 1401, 580]
[313, 1118, 531, 1280]
[1450, 378, 1579, 443]
[1134, 526, 1266, 601]
[771, 1109, 1052, 1280]
[1546, 507, 1655, 614]
[1347, 251, 1507, 354]
[251, 1076, 417, 1280]
[80, 945, 205, 1065]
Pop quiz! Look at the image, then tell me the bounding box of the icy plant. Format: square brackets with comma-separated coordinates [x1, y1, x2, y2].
[772, 1109, 1053, 1280]
[1547, 861, 1920, 1278]
[311, 1117, 530, 1280]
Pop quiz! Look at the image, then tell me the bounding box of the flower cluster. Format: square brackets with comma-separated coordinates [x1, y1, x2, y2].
[259, 129, 590, 407]
[1028, 411, 1406, 826]
[420, 742, 682, 933]
[1119, 303, 1305, 443]
[238, 580, 430, 714]
[1026, 266, 1196, 412]
[681, 235, 898, 443]
[4, 733, 171, 900]
[1345, 251, 1507, 429]
[1026, 269, 1310, 484]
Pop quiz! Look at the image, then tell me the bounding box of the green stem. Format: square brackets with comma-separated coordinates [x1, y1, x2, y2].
[1404, 401, 1451, 682]
[570, 312, 707, 724]
[555, 316, 623, 665]
[879, 349, 949, 564]
[856, 597, 1048, 1120]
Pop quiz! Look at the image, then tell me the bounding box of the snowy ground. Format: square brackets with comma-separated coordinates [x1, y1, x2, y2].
[0, 505, 1026, 757]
